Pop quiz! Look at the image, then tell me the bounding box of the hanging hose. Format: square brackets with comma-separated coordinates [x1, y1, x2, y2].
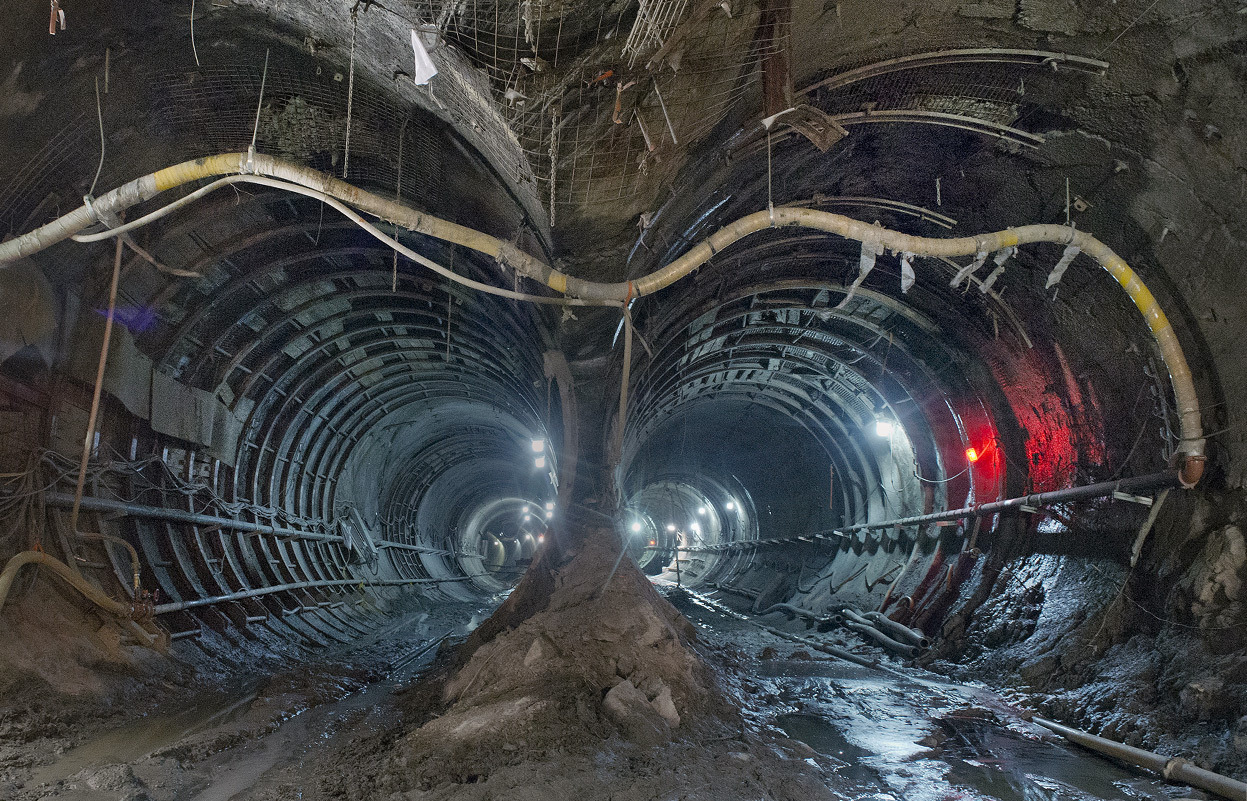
[0, 550, 132, 618]
[0, 153, 1205, 485]
[75, 531, 141, 593]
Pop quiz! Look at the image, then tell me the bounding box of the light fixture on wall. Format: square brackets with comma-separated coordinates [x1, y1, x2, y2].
[874, 402, 894, 438]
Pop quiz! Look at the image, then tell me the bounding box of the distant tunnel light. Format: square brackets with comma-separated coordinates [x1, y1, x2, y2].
[874, 418, 895, 438]
[630, 521, 642, 533]
[697, 506, 707, 515]
[666, 523, 676, 532]
[537, 535, 545, 543]
[534, 455, 546, 468]
[523, 514, 531, 521]
[522, 506, 529, 513]
[545, 510, 553, 519]
[965, 447, 981, 463]
[725, 501, 735, 511]
[531, 438, 545, 453]
[545, 501, 555, 511]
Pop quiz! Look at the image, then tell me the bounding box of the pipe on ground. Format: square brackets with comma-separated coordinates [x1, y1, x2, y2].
[863, 610, 930, 648]
[842, 619, 925, 658]
[1031, 716, 1247, 801]
[754, 602, 829, 622]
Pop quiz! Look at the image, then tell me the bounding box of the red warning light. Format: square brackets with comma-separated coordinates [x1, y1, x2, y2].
[965, 447, 980, 463]
[648, 539, 656, 547]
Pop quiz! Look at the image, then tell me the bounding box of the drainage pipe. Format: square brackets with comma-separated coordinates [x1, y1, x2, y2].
[842, 620, 925, 658]
[0, 550, 132, 617]
[1031, 716, 1247, 801]
[863, 610, 929, 648]
[0, 156, 1204, 484]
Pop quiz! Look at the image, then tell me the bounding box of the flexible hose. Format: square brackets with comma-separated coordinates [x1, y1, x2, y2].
[753, 602, 829, 622]
[842, 619, 924, 658]
[863, 610, 930, 648]
[0, 153, 1204, 483]
[75, 531, 141, 593]
[0, 550, 132, 618]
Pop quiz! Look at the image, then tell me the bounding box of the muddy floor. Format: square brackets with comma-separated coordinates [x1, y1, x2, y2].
[0, 587, 1217, 801]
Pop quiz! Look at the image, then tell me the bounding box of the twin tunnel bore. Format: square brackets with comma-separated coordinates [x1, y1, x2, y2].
[0, 46, 1194, 648]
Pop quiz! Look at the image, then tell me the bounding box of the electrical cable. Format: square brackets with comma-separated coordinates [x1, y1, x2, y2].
[88, 77, 105, 198]
[913, 465, 969, 484]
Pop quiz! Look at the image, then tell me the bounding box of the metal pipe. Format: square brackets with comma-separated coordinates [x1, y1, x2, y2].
[36, 490, 446, 554]
[152, 576, 471, 614]
[847, 470, 1181, 531]
[663, 471, 1182, 554]
[1031, 716, 1247, 801]
[0, 156, 1205, 482]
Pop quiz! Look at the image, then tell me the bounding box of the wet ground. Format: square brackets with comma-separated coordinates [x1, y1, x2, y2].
[672, 590, 1201, 801]
[0, 588, 1212, 801]
[2, 601, 495, 801]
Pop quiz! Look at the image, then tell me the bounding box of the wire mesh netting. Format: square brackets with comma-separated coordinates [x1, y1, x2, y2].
[0, 56, 466, 238]
[405, 0, 790, 220]
[0, 3, 1106, 241]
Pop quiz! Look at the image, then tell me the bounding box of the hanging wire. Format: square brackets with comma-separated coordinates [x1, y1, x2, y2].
[87, 76, 105, 198]
[190, 0, 201, 67]
[392, 113, 410, 291]
[343, 6, 358, 177]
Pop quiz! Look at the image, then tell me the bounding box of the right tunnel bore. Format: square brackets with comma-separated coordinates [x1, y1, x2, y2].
[617, 211, 1186, 644]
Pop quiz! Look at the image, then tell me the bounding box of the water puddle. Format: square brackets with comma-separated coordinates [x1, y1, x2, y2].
[933, 716, 1180, 801]
[779, 712, 883, 786]
[778, 709, 1186, 801]
[26, 682, 261, 787]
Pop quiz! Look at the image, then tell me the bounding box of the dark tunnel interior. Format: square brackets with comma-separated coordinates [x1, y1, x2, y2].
[1, 1, 1246, 799]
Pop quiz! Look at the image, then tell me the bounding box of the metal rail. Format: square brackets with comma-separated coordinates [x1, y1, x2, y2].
[648, 470, 1179, 554]
[799, 48, 1110, 95]
[152, 576, 471, 615]
[37, 491, 452, 555]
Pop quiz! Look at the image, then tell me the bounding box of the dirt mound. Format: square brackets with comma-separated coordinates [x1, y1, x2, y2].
[374, 523, 836, 800]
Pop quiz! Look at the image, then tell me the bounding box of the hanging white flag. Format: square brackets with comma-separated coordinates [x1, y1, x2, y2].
[411, 29, 438, 85]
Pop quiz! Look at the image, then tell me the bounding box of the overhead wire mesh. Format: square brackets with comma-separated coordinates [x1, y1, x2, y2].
[386, 0, 790, 220]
